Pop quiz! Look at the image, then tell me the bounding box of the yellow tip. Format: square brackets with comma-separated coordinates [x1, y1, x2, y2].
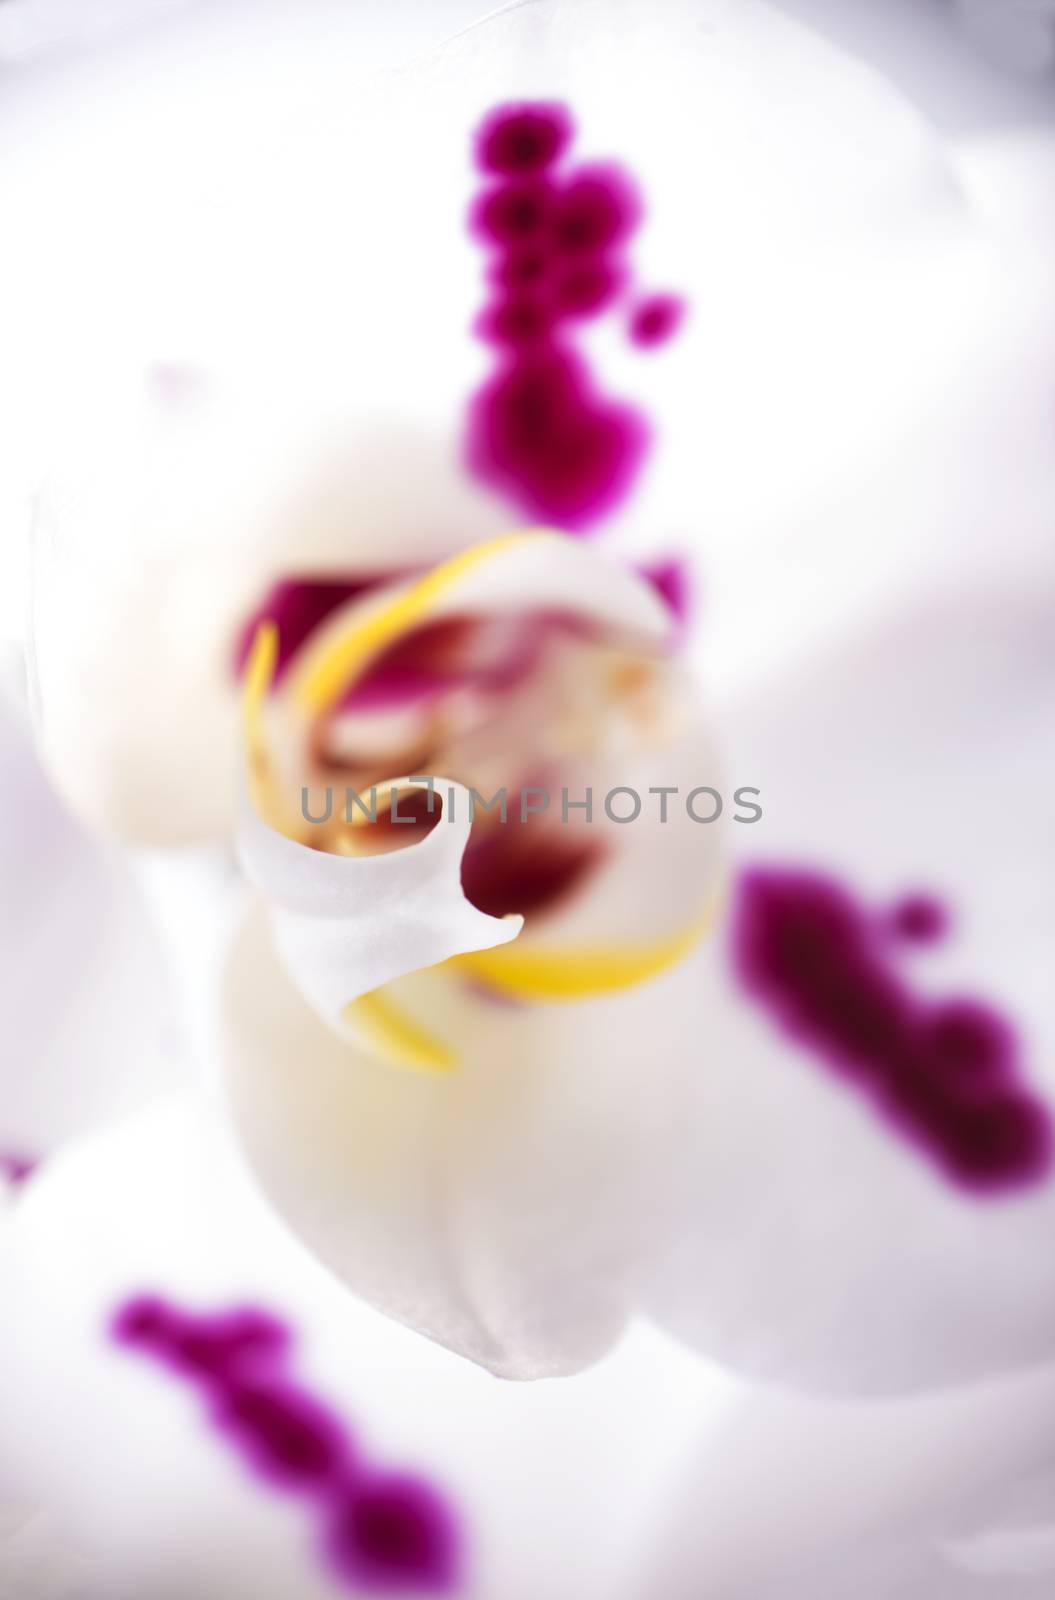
[243, 621, 279, 747]
[344, 987, 457, 1074]
[291, 531, 551, 718]
[452, 893, 723, 1002]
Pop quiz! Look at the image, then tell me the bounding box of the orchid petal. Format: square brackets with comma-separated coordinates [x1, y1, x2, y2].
[642, 581, 1055, 1393]
[29, 393, 512, 844]
[0, 1098, 727, 1598]
[0, 674, 180, 1166]
[632, 1366, 1055, 1599]
[220, 906, 714, 1378]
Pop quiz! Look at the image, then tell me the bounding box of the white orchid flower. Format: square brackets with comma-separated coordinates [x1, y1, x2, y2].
[9, 0, 1055, 1399]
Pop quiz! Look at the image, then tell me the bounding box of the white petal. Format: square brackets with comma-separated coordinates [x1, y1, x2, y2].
[943, 1470, 1055, 1581]
[29, 385, 511, 844]
[0, 1096, 728, 1599]
[954, 0, 1055, 75]
[221, 910, 710, 1378]
[0, 675, 180, 1166]
[643, 582, 1055, 1392]
[632, 1368, 1055, 1599]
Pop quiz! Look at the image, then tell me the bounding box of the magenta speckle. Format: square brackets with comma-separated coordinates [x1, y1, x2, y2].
[467, 102, 683, 530]
[554, 259, 623, 318]
[0, 1152, 37, 1186]
[473, 180, 554, 250]
[638, 557, 692, 625]
[491, 249, 550, 291]
[113, 1297, 461, 1592]
[476, 295, 556, 348]
[732, 868, 1052, 1193]
[467, 347, 648, 529]
[114, 1297, 290, 1381]
[889, 893, 948, 944]
[630, 294, 685, 348]
[213, 1376, 349, 1489]
[328, 1474, 460, 1592]
[475, 102, 572, 177]
[171, 1308, 291, 1381]
[553, 165, 640, 254]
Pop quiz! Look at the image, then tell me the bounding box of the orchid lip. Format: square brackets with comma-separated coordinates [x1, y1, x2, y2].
[234, 533, 723, 1070]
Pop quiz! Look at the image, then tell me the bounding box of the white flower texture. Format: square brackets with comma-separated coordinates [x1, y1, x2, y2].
[954, 0, 1055, 76]
[0, 0, 1054, 1595]
[0, 1505, 91, 1600]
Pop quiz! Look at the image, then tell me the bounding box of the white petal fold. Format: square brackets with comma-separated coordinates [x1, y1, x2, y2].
[236, 778, 521, 1031]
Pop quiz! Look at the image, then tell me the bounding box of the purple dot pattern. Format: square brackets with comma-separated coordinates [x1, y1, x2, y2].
[113, 1297, 460, 1592]
[466, 102, 685, 531]
[732, 868, 1053, 1193]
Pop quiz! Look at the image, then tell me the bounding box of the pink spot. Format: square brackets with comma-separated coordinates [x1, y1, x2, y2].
[233, 578, 382, 684]
[629, 294, 685, 348]
[212, 1376, 349, 1489]
[889, 893, 948, 944]
[476, 295, 556, 348]
[490, 249, 550, 291]
[328, 1474, 459, 1592]
[467, 346, 648, 529]
[552, 165, 640, 255]
[472, 180, 555, 251]
[554, 258, 624, 319]
[638, 557, 692, 626]
[732, 868, 1052, 1193]
[0, 1152, 37, 1186]
[113, 1297, 461, 1592]
[467, 102, 683, 531]
[475, 103, 572, 177]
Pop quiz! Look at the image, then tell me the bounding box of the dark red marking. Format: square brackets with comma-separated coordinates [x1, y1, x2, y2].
[328, 1474, 459, 1592]
[889, 893, 948, 944]
[466, 346, 648, 529]
[113, 1297, 460, 1591]
[629, 294, 685, 348]
[467, 103, 683, 530]
[233, 578, 382, 684]
[212, 1376, 349, 1488]
[554, 258, 624, 319]
[472, 180, 555, 250]
[476, 294, 557, 349]
[461, 802, 604, 921]
[552, 165, 640, 255]
[344, 614, 548, 712]
[732, 868, 1052, 1192]
[490, 249, 550, 291]
[475, 102, 572, 177]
